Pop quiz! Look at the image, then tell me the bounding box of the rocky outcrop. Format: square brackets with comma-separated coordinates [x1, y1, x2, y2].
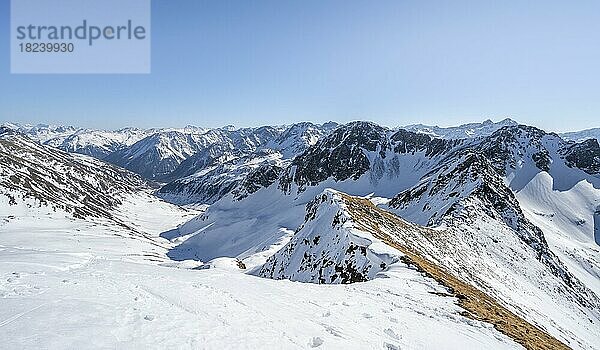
[562, 138, 600, 175]
[287, 122, 387, 190]
[258, 190, 396, 284]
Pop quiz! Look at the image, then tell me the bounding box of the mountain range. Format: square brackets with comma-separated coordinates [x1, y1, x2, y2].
[1, 118, 599, 349]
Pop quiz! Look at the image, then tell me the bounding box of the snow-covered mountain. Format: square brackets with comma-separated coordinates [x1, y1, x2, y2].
[104, 130, 210, 180]
[162, 121, 600, 349]
[402, 118, 518, 139]
[1, 122, 338, 184]
[103, 126, 292, 181]
[1, 123, 80, 142]
[0, 123, 530, 350]
[157, 122, 338, 204]
[158, 149, 286, 204]
[3, 119, 600, 349]
[0, 127, 149, 220]
[44, 127, 158, 158]
[1, 122, 215, 161]
[0, 184, 523, 350]
[561, 127, 600, 143]
[260, 189, 574, 348]
[264, 121, 339, 158]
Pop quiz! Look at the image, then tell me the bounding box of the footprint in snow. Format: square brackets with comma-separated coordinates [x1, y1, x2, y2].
[384, 328, 400, 340]
[384, 342, 400, 350]
[309, 337, 324, 347]
[362, 313, 373, 319]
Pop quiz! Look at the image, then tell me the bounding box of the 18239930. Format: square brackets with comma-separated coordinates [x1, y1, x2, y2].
[19, 42, 74, 53]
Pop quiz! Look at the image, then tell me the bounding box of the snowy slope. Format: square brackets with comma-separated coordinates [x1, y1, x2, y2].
[158, 125, 284, 183]
[0, 186, 522, 349]
[158, 149, 286, 205]
[516, 172, 600, 293]
[0, 131, 149, 220]
[384, 126, 600, 349]
[165, 183, 570, 348]
[264, 121, 338, 158]
[104, 130, 209, 180]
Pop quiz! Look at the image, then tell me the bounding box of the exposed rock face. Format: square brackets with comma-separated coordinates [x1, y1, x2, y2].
[281, 122, 465, 194]
[233, 163, 284, 199]
[390, 129, 459, 156]
[289, 122, 387, 190]
[562, 138, 600, 175]
[476, 125, 551, 174]
[595, 206, 600, 246]
[258, 190, 396, 284]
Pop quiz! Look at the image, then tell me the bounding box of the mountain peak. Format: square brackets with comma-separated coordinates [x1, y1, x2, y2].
[220, 124, 236, 132]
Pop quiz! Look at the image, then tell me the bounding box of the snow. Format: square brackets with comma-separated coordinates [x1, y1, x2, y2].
[158, 150, 286, 205]
[0, 194, 521, 349]
[401, 118, 517, 139]
[163, 148, 439, 271]
[515, 171, 600, 296]
[561, 128, 600, 143]
[166, 184, 308, 269]
[257, 189, 400, 283]
[0, 188, 525, 349]
[3, 119, 600, 349]
[441, 211, 600, 350]
[0, 261, 522, 349]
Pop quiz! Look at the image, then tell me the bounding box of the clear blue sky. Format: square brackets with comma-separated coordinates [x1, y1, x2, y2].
[1, 0, 599, 131]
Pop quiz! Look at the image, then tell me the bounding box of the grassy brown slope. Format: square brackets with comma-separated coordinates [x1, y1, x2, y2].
[341, 194, 570, 350]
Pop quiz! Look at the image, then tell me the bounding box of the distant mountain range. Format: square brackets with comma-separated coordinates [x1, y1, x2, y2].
[401, 118, 519, 139]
